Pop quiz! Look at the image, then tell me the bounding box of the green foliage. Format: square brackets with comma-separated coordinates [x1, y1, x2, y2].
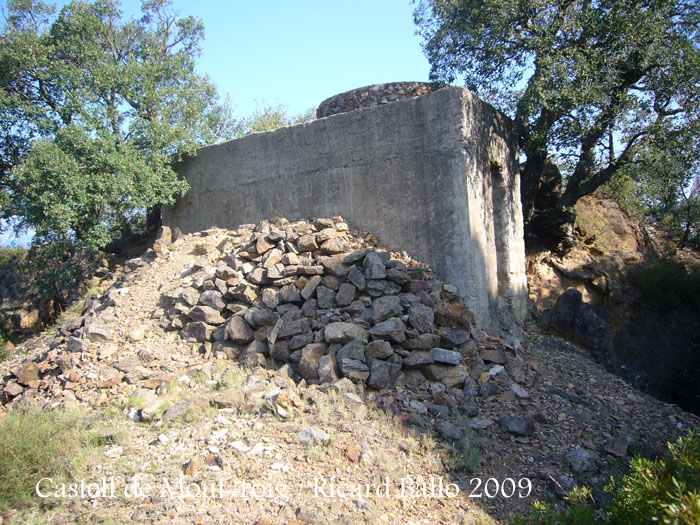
[0, 0, 236, 250]
[511, 486, 598, 525]
[443, 413, 484, 473]
[447, 433, 482, 473]
[600, 174, 645, 221]
[608, 431, 700, 525]
[0, 407, 102, 510]
[0, 326, 10, 361]
[634, 145, 700, 250]
[512, 431, 700, 525]
[26, 236, 95, 300]
[0, 245, 27, 268]
[237, 101, 315, 136]
[415, 0, 700, 240]
[604, 131, 700, 250]
[628, 258, 700, 314]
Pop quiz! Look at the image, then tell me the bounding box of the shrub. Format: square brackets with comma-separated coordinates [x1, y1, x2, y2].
[601, 174, 645, 221]
[0, 407, 101, 510]
[628, 258, 700, 314]
[0, 327, 9, 362]
[607, 431, 700, 524]
[511, 431, 700, 525]
[511, 486, 598, 525]
[0, 246, 28, 269]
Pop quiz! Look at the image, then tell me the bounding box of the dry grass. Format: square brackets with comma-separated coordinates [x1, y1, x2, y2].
[0, 407, 106, 511]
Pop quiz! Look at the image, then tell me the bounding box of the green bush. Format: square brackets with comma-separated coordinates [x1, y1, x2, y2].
[0, 407, 101, 510]
[628, 258, 700, 314]
[511, 431, 700, 525]
[0, 326, 9, 362]
[446, 433, 483, 473]
[601, 174, 645, 221]
[607, 431, 700, 524]
[511, 486, 598, 525]
[0, 246, 27, 269]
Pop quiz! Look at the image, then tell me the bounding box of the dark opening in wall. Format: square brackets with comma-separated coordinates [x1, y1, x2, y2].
[490, 162, 507, 297]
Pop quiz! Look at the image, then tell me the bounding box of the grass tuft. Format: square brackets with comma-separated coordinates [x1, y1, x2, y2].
[0, 407, 102, 510]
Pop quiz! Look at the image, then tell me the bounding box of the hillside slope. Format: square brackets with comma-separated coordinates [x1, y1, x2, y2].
[1, 217, 697, 524]
[527, 194, 700, 413]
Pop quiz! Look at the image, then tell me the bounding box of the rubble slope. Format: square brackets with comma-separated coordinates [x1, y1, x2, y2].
[0, 216, 697, 524]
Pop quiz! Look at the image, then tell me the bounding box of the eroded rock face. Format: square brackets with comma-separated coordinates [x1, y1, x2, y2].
[550, 289, 614, 356]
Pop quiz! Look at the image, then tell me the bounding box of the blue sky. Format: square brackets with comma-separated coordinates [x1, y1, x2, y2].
[189, 0, 432, 116]
[0, 0, 432, 246]
[0, 0, 432, 116]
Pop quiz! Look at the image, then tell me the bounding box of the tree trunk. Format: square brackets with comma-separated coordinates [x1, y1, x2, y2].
[520, 156, 577, 251]
[146, 205, 162, 234]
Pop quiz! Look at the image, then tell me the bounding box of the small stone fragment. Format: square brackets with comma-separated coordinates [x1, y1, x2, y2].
[566, 446, 594, 474]
[324, 322, 369, 344]
[184, 456, 201, 476]
[188, 306, 225, 325]
[364, 340, 394, 359]
[366, 359, 402, 390]
[440, 329, 470, 348]
[481, 348, 507, 364]
[363, 252, 387, 280]
[213, 388, 244, 409]
[435, 420, 464, 440]
[315, 286, 335, 309]
[225, 316, 254, 344]
[300, 275, 322, 300]
[431, 348, 461, 365]
[297, 234, 318, 252]
[299, 343, 328, 380]
[318, 354, 339, 383]
[372, 296, 402, 323]
[604, 435, 628, 457]
[321, 236, 351, 254]
[15, 363, 40, 386]
[368, 317, 406, 343]
[434, 304, 474, 330]
[347, 266, 366, 290]
[335, 283, 356, 307]
[498, 416, 536, 437]
[299, 427, 331, 446]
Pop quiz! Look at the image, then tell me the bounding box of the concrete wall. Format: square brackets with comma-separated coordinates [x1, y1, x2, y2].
[163, 87, 527, 339]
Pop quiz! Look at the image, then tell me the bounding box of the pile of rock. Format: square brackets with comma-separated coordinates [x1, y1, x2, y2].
[156, 216, 477, 391]
[1, 216, 535, 418]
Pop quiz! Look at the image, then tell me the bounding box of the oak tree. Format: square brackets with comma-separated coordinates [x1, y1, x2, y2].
[415, 0, 700, 247]
[0, 0, 236, 251]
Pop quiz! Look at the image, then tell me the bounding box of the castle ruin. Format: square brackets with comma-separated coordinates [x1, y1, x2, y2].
[163, 83, 528, 341]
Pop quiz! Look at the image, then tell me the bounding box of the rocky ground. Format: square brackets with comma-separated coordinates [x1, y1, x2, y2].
[1, 217, 698, 524]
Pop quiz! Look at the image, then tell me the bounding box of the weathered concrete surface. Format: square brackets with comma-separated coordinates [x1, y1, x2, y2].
[163, 87, 527, 339]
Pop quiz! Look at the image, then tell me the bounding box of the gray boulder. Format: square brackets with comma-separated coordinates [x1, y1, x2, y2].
[369, 317, 406, 343]
[324, 322, 369, 344]
[367, 359, 402, 390]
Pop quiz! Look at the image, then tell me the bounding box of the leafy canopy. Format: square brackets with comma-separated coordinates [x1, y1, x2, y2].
[236, 101, 315, 137]
[415, 0, 700, 243]
[0, 0, 237, 250]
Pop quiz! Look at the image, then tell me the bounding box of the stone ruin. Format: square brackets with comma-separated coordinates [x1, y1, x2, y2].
[316, 82, 434, 118]
[163, 84, 528, 342]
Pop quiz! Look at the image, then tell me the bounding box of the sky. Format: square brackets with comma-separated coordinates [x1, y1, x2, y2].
[2, 0, 433, 116]
[0, 0, 433, 246]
